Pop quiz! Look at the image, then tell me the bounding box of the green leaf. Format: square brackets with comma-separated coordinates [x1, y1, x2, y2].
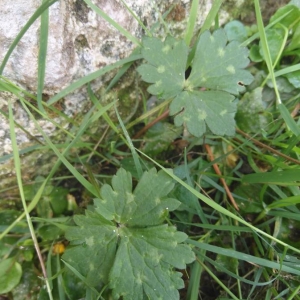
[259, 27, 285, 64]
[142, 122, 182, 156]
[232, 183, 263, 213]
[137, 29, 253, 137]
[12, 262, 40, 300]
[38, 224, 63, 241]
[249, 44, 263, 62]
[236, 87, 272, 133]
[215, 251, 239, 273]
[49, 187, 69, 215]
[224, 20, 248, 43]
[285, 70, 300, 88]
[286, 23, 300, 51]
[63, 168, 195, 299]
[0, 257, 22, 294]
[269, 5, 300, 30]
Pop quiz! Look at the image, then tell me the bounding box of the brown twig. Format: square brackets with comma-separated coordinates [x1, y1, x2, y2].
[132, 109, 170, 139]
[235, 128, 300, 165]
[204, 143, 239, 211]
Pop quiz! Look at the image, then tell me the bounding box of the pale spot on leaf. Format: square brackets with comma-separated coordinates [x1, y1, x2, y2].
[198, 110, 207, 120]
[210, 35, 215, 42]
[162, 45, 171, 53]
[155, 197, 161, 204]
[220, 109, 227, 116]
[89, 263, 94, 271]
[135, 273, 143, 285]
[226, 65, 235, 74]
[155, 80, 162, 87]
[218, 48, 225, 57]
[85, 236, 94, 247]
[154, 253, 163, 264]
[126, 192, 135, 203]
[157, 65, 165, 73]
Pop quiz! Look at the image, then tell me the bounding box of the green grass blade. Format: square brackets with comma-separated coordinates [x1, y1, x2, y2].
[242, 169, 300, 184]
[278, 103, 300, 136]
[115, 105, 143, 179]
[199, 0, 223, 35]
[196, 257, 239, 300]
[47, 53, 142, 106]
[198, 251, 274, 286]
[62, 260, 101, 297]
[8, 99, 54, 300]
[184, 148, 208, 224]
[274, 63, 300, 77]
[0, 0, 58, 74]
[254, 0, 281, 104]
[271, 24, 288, 68]
[37, 0, 50, 113]
[56, 254, 66, 300]
[88, 85, 119, 135]
[184, 0, 199, 45]
[187, 0, 223, 66]
[187, 249, 206, 300]
[267, 195, 300, 209]
[189, 240, 300, 276]
[46, 246, 53, 290]
[83, 0, 140, 46]
[269, 210, 300, 222]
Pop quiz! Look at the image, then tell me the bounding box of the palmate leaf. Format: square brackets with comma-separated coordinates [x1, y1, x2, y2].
[63, 168, 195, 300]
[137, 29, 253, 137]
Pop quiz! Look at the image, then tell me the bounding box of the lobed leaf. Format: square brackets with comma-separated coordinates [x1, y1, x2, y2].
[138, 29, 253, 137]
[63, 168, 195, 299]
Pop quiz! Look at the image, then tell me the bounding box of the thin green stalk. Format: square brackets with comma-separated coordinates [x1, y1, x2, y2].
[8, 99, 53, 300]
[254, 0, 281, 104]
[186, 248, 206, 300]
[231, 226, 242, 299]
[197, 258, 239, 300]
[288, 285, 300, 300]
[37, 0, 49, 113]
[184, 0, 200, 45]
[115, 105, 143, 179]
[199, 0, 223, 35]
